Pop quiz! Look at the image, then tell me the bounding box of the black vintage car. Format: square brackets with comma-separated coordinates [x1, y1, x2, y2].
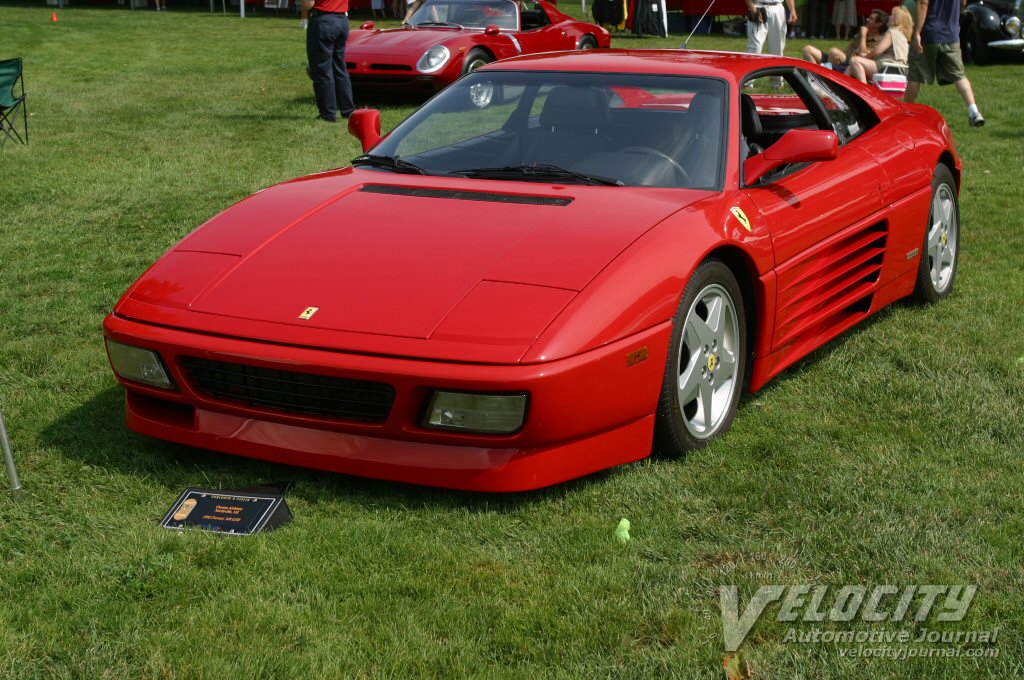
[961, 0, 1023, 63]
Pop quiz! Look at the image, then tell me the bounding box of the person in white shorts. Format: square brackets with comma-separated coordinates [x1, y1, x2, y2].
[746, 0, 798, 66]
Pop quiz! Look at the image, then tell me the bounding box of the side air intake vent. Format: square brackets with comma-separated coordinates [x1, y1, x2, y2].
[774, 221, 888, 350]
[360, 185, 572, 206]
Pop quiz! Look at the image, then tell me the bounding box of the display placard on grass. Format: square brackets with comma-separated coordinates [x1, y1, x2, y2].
[160, 487, 292, 535]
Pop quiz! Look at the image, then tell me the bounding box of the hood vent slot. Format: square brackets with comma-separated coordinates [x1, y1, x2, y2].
[360, 185, 572, 206]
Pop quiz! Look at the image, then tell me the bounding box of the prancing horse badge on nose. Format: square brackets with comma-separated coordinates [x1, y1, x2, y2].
[299, 306, 320, 320]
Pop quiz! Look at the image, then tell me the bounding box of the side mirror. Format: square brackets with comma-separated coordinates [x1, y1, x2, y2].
[360, 20, 375, 29]
[348, 109, 382, 152]
[744, 128, 838, 186]
[484, 24, 501, 36]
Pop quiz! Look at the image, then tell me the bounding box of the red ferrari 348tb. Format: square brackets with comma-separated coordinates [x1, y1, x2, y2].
[105, 50, 961, 491]
[346, 0, 611, 96]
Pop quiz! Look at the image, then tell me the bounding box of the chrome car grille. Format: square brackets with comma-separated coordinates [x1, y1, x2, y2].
[180, 357, 395, 423]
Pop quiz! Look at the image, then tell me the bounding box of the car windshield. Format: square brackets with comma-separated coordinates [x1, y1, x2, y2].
[365, 71, 727, 189]
[410, 0, 519, 30]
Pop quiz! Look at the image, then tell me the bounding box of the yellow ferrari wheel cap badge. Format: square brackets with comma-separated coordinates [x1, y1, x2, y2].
[299, 306, 320, 320]
[707, 354, 718, 372]
[730, 207, 752, 232]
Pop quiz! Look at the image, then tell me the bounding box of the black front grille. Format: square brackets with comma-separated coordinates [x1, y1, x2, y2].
[180, 357, 395, 423]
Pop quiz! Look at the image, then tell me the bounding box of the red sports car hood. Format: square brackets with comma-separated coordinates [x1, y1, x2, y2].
[348, 27, 462, 57]
[121, 169, 709, 361]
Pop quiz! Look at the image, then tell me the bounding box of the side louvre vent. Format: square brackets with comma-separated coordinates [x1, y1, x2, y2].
[360, 185, 572, 206]
[774, 221, 888, 351]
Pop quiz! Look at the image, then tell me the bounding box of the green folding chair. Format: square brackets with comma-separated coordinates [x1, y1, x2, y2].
[0, 57, 28, 146]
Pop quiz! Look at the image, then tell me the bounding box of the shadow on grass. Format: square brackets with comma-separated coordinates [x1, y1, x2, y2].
[754, 301, 901, 388]
[353, 92, 434, 109]
[283, 92, 434, 109]
[41, 385, 623, 511]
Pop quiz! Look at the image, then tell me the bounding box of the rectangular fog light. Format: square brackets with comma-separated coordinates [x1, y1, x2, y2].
[425, 391, 528, 434]
[105, 339, 175, 390]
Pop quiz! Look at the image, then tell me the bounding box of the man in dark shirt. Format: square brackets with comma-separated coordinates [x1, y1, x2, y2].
[307, 0, 356, 122]
[905, 0, 984, 127]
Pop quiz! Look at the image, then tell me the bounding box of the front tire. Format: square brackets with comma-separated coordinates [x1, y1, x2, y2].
[654, 260, 747, 456]
[961, 21, 991, 65]
[578, 35, 598, 50]
[913, 165, 960, 304]
[462, 48, 492, 75]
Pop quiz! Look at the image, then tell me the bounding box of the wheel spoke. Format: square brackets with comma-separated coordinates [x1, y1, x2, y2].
[677, 351, 702, 405]
[927, 222, 943, 282]
[705, 295, 722, 334]
[716, 348, 737, 383]
[939, 240, 953, 270]
[927, 222, 943, 258]
[686, 312, 715, 351]
[939, 195, 953, 228]
[698, 380, 714, 431]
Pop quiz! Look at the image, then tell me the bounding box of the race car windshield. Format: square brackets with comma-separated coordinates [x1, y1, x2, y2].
[370, 71, 727, 190]
[410, 0, 519, 30]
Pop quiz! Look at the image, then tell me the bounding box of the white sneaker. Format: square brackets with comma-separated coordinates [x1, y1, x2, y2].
[969, 110, 985, 127]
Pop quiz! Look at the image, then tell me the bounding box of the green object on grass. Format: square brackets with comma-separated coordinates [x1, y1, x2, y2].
[615, 518, 631, 543]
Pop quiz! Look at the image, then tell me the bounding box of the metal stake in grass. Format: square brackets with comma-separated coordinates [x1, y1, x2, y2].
[1, 405, 22, 498]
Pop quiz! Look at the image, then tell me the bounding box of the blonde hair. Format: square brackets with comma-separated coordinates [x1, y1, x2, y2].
[891, 5, 913, 40]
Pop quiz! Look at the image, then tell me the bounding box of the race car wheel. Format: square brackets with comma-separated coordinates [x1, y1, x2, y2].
[654, 259, 747, 456]
[913, 164, 960, 304]
[579, 35, 598, 50]
[962, 21, 990, 65]
[462, 48, 492, 75]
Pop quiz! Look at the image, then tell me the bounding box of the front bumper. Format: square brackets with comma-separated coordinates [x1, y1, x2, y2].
[988, 37, 1024, 50]
[104, 313, 670, 491]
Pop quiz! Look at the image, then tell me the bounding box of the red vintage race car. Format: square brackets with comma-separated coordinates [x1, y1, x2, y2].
[105, 50, 961, 492]
[345, 0, 611, 96]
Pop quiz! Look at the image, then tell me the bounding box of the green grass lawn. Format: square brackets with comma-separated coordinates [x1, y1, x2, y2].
[2, 4, 1022, 678]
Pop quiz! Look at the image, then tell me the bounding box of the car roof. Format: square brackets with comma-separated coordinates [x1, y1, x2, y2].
[482, 49, 902, 115]
[483, 49, 800, 82]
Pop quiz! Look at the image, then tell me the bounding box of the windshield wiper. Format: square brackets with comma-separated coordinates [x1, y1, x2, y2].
[351, 154, 428, 175]
[450, 163, 623, 186]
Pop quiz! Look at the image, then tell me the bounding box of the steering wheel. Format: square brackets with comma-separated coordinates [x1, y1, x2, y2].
[618, 146, 691, 185]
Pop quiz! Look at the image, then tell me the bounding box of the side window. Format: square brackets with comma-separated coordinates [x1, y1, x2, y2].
[802, 71, 871, 144]
[739, 74, 817, 157]
[520, 7, 550, 30]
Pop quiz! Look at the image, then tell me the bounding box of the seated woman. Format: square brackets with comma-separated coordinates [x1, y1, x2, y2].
[847, 6, 912, 83]
[802, 9, 886, 73]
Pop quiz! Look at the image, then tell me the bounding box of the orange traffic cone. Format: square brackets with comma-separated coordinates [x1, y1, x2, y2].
[51, 11, 59, 22]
